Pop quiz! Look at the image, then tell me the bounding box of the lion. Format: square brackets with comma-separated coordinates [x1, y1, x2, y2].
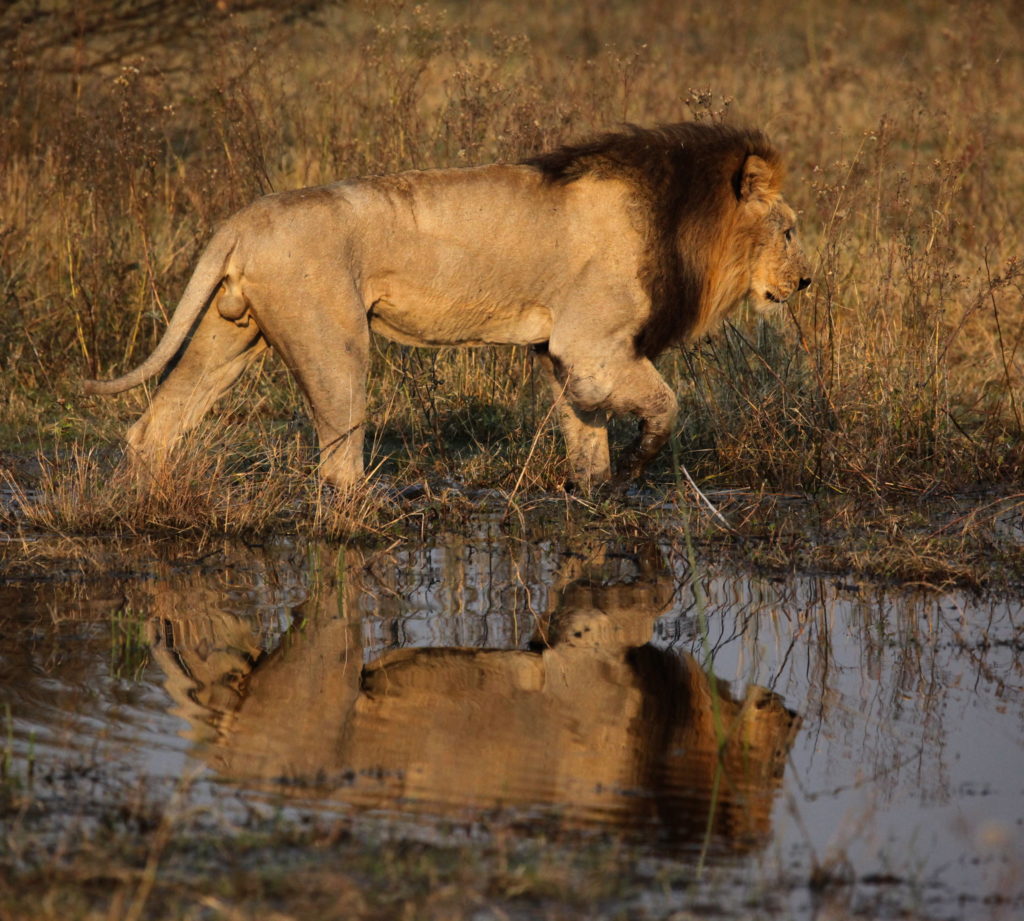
[84, 123, 811, 489]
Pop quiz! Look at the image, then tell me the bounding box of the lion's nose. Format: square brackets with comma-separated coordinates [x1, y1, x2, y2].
[797, 276, 812, 291]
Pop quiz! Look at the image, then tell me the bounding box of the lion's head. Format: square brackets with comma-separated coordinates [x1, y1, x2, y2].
[729, 152, 812, 314]
[525, 123, 811, 357]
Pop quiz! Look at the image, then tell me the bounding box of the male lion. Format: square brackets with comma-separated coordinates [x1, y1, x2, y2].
[84, 123, 810, 489]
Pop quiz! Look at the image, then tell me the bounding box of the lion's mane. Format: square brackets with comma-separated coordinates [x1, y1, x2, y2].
[524, 123, 782, 358]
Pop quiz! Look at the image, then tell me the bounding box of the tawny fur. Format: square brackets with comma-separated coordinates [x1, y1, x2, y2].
[84, 122, 811, 490]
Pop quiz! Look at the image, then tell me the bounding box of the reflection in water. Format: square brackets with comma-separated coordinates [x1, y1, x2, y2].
[4, 532, 1021, 918]
[149, 551, 799, 852]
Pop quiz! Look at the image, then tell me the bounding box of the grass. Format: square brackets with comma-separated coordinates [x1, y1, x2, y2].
[0, 771, 721, 921]
[1, 0, 1023, 585]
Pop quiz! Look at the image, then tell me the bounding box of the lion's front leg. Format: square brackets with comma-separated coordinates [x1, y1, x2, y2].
[532, 347, 611, 488]
[613, 365, 678, 481]
[552, 348, 678, 484]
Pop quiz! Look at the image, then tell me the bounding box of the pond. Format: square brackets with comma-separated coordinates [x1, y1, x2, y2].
[2, 521, 1022, 920]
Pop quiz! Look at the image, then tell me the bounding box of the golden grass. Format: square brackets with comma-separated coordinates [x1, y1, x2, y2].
[1, 0, 1022, 549]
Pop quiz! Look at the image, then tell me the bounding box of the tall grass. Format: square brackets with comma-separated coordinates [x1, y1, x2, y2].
[1, 0, 1022, 535]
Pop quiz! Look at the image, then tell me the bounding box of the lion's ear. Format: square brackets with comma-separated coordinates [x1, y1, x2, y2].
[737, 155, 776, 204]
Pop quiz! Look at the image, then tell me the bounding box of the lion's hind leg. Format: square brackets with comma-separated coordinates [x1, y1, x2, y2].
[124, 308, 267, 484]
[258, 304, 371, 493]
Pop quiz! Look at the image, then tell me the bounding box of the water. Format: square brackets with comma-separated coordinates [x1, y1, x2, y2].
[2, 527, 1021, 918]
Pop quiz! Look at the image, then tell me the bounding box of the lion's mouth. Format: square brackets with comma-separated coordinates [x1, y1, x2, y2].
[751, 288, 789, 314]
[762, 278, 811, 305]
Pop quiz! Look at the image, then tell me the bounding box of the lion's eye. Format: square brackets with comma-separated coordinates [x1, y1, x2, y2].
[784, 227, 795, 242]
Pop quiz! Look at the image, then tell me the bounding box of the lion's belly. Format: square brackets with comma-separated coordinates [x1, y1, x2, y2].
[366, 295, 553, 348]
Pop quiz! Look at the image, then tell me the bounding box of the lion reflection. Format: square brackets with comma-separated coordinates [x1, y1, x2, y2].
[149, 562, 799, 852]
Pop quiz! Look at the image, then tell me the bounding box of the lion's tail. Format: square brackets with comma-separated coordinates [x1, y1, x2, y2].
[83, 228, 237, 396]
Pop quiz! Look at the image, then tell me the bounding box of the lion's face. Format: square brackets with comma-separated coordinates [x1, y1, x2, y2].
[746, 198, 812, 313]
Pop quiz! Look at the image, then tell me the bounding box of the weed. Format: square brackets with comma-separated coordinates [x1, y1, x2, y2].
[109, 607, 150, 681]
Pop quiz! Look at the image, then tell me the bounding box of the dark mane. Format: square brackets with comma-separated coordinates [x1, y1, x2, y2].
[523, 123, 780, 357]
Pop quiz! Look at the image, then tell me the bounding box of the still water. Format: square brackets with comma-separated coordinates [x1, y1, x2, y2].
[2, 524, 1022, 918]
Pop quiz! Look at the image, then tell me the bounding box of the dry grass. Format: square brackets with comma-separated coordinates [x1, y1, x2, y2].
[1, 0, 1023, 562]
